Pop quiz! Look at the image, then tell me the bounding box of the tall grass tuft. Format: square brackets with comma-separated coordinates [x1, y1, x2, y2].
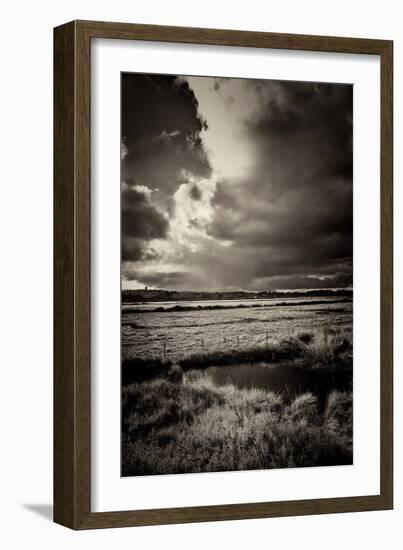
[288, 392, 318, 424]
[122, 373, 353, 476]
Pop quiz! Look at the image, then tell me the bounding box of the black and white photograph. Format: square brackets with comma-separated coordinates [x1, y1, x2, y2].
[120, 72, 353, 476]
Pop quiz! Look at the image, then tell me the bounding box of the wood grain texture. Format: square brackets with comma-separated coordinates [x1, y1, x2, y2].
[54, 20, 393, 530]
[54, 21, 76, 528]
[75, 19, 390, 54]
[380, 41, 393, 506]
[54, 21, 92, 528]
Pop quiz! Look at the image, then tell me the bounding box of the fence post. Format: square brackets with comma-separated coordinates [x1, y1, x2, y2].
[163, 342, 167, 358]
[202, 338, 205, 351]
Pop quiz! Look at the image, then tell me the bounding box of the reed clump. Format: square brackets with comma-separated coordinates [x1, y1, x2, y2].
[122, 370, 352, 476]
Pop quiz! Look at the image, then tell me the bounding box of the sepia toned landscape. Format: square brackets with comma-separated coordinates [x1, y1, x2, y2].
[120, 73, 353, 476]
[121, 289, 352, 476]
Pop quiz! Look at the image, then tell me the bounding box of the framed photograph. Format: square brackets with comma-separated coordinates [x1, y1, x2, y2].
[54, 20, 393, 529]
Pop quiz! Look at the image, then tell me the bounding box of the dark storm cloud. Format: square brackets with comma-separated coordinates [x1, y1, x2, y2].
[252, 272, 353, 291]
[122, 239, 143, 263]
[123, 269, 205, 290]
[190, 184, 202, 201]
[209, 80, 353, 288]
[121, 74, 212, 201]
[248, 81, 353, 185]
[122, 186, 168, 240]
[121, 74, 353, 290]
[121, 185, 168, 262]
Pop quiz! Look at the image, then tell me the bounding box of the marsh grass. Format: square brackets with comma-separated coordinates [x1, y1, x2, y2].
[122, 328, 352, 385]
[122, 369, 353, 476]
[121, 328, 353, 476]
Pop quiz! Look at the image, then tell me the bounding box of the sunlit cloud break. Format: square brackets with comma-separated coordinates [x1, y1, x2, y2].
[121, 73, 352, 291]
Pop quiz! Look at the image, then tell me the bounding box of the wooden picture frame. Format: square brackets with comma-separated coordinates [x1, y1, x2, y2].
[54, 20, 393, 529]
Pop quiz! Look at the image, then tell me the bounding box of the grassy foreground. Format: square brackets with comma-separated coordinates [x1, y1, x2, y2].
[122, 369, 352, 476]
[122, 330, 353, 476]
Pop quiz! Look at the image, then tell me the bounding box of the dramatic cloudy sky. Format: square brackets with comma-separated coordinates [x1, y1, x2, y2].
[121, 73, 353, 291]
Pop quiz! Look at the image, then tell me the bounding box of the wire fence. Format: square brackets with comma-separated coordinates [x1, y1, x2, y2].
[156, 325, 353, 359]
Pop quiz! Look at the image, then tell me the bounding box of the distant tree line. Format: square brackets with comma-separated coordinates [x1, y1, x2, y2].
[121, 288, 353, 303]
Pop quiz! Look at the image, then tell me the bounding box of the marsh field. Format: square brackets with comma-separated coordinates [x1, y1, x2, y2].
[121, 292, 353, 476]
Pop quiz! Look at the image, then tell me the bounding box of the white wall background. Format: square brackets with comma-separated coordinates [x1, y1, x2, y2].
[0, 1, 400, 548]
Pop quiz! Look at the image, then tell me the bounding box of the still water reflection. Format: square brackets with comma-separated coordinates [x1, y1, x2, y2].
[206, 363, 352, 406]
